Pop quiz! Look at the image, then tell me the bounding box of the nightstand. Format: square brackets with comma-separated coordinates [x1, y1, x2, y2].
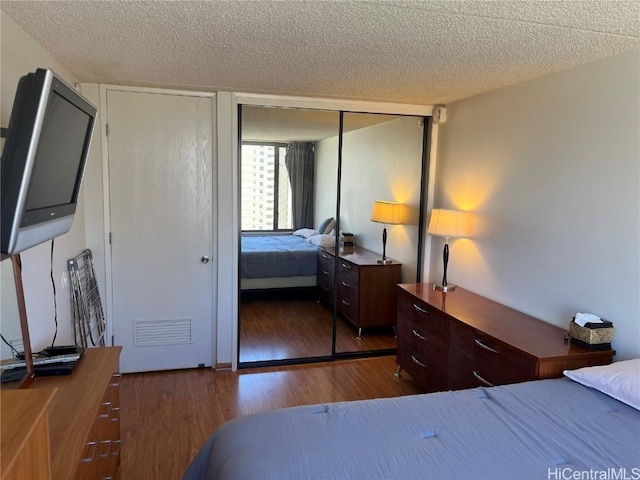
[318, 246, 401, 338]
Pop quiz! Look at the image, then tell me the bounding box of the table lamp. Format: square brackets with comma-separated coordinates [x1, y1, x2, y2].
[370, 200, 406, 264]
[427, 209, 468, 292]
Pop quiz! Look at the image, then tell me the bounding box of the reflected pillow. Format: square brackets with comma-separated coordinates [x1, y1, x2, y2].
[318, 217, 335, 234]
[564, 358, 640, 410]
[307, 234, 336, 247]
[293, 228, 318, 239]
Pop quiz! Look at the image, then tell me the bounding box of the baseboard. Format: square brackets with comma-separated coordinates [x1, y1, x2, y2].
[215, 362, 232, 372]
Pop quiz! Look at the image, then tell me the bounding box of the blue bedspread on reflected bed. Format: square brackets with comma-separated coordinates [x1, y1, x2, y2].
[184, 377, 640, 480]
[241, 235, 318, 279]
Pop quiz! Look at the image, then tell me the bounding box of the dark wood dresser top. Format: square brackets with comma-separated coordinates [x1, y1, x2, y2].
[398, 283, 615, 361]
[321, 245, 398, 266]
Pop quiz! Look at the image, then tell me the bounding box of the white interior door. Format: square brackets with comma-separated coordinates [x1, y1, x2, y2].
[106, 90, 215, 373]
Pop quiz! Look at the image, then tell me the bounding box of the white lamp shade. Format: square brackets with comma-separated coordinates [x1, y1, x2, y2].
[427, 209, 468, 238]
[371, 200, 407, 225]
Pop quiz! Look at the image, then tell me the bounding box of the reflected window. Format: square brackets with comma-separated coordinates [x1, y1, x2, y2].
[241, 143, 292, 231]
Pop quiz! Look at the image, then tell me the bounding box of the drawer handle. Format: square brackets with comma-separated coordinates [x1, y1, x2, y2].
[412, 303, 429, 315]
[110, 407, 121, 421]
[321, 286, 329, 292]
[111, 440, 122, 456]
[99, 401, 113, 418]
[341, 299, 350, 306]
[411, 329, 427, 342]
[322, 270, 330, 275]
[411, 355, 427, 368]
[98, 440, 113, 458]
[322, 254, 330, 259]
[473, 370, 495, 387]
[81, 441, 97, 463]
[341, 263, 351, 270]
[341, 281, 350, 288]
[474, 338, 499, 354]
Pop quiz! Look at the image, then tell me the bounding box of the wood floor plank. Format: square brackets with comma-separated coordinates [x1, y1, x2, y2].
[239, 290, 396, 362]
[120, 356, 422, 479]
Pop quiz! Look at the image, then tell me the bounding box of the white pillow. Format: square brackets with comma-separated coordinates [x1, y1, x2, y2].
[564, 359, 640, 410]
[307, 234, 336, 247]
[293, 228, 318, 239]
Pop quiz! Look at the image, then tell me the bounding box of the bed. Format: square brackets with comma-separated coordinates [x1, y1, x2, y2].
[184, 360, 640, 480]
[240, 229, 335, 290]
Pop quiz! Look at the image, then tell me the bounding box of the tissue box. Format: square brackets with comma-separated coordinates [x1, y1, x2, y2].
[339, 232, 355, 246]
[569, 319, 614, 351]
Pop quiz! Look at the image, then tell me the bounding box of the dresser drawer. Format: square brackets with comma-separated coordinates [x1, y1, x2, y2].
[337, 259, 359, 288]
[317, 251, 334, 304]
[398, 325, 449, 372]
[397, 341, 448, 392]
[397, 290, 449, 343]
[447, 351, 477, 390]
[337, 284, 359, 322]
[318, 250, 334, 271]
[472, 333, 537, 385]
[449, 319, 537, 386]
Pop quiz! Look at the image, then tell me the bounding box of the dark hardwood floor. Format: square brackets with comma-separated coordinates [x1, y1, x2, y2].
[239, 289, 396, 363]
[120, 356, 423, 479]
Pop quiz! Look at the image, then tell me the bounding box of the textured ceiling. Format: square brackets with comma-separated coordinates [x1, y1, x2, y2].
[1, 0, 639, 106]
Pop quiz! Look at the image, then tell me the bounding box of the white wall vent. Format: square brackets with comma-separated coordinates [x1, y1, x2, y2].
[133, 318, 192, 347]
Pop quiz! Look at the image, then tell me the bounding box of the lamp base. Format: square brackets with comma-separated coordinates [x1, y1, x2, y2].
[433, 283, 456, 292]
[376, 259, 394, 264]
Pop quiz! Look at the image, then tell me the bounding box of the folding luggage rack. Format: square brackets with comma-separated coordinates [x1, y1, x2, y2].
[68, 249, 106, 347]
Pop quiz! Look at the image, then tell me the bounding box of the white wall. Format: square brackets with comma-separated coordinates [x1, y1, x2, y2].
[314, 136, 339, 226]
[315, 117, 424, 281]
[340, 116, 423, 282]
[0, 11, 86, 356]
[433, 50, 640, 360]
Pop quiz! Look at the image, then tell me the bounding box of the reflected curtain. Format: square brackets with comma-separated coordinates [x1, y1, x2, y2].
[285, 142, 315, 230]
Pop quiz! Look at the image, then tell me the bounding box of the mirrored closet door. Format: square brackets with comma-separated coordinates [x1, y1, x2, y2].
[238, 105, 428, 366]
[238, 106, 339, 364]
[335, 112, 425, 355]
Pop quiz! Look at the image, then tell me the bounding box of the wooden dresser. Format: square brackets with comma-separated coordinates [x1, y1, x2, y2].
[318, 246, 401, 338]
[1, 388, 56, 479]
[396, 284, 615, 392]
[0, 346, 122, 479]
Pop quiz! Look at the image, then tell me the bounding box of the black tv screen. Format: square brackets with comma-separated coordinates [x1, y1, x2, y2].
[1, 68, 97, 255]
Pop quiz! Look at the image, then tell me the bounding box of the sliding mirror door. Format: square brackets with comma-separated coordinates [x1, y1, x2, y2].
[238, 106, 339, 365]
[335, 112, 425, 355]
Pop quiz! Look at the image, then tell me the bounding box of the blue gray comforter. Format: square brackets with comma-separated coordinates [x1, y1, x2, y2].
[184, 377, 640, 480]
[241, 235, 318, 279]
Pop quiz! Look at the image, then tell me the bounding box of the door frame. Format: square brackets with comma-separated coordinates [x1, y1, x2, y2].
[224, 93, 438, 371]
[99, 84, 218, 367]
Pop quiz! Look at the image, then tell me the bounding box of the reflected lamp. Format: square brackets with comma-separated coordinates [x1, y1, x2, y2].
[427, 209, 468, 292]
[370, 200, 406, 264]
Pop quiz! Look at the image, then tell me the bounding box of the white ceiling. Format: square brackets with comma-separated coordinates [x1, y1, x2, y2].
[1, 1, 638, 106]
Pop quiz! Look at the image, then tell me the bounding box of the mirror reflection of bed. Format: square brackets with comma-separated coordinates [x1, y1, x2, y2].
[238, 106, 425, 365]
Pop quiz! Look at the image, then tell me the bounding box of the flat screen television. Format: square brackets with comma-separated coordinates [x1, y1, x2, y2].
[1, 68, 97, 256]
